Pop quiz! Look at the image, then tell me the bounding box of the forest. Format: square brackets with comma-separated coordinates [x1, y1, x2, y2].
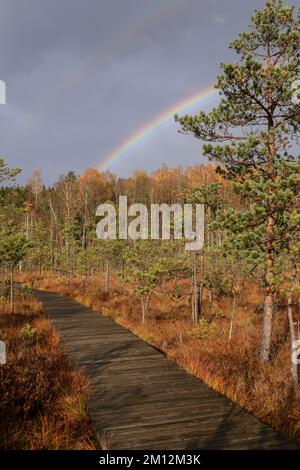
[1, 0, 300, 450]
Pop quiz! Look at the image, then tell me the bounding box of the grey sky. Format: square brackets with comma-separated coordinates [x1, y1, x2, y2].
[0, 0, 298, 183]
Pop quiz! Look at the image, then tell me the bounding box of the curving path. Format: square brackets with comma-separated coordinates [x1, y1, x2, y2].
[33, 289, 297, 450]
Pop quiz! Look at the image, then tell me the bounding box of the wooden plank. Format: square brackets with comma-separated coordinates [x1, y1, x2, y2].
[33, 289, 297, 450]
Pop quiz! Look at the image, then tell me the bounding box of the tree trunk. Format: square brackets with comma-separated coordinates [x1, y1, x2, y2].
[141, 297, 146, 324]
[260, 52, 277, 362]
[229, 293, 237, 341]
[260, 289, 274, 361]
[141, 294, 151, 324]
[193, 284, 200, 324]
[190, 271, 194, 322]
[104, 260, 109, 293]
[192, 252, 201, 324]
[298, 296, 300, 339]
[288, 294, 298, 390]
[199, 249, 204, 316]
[260, 213, 275, 362]
[10, 267, 14, 313]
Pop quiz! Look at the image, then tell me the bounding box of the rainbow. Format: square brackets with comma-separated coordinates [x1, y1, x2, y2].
[98, 84, 217, 171]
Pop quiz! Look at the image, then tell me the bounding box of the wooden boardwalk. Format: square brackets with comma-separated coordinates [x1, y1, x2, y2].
[33, 289, 297, 450]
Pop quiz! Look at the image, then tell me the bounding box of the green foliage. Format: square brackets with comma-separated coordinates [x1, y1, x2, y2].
[0, 230, 33, 269]
[19, 323, 37, 342]
[121, 241, 168, 297]
[101, 307, 112, 317]
[176, 0, 300, 292]
[186, 319, 216, 339]
[0, 158, 20, 184]
[204, 249, 248, 296]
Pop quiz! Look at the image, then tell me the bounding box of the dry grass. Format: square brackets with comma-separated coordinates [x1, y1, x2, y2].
[28, 271, 300, 446]
[0, 288, 98, 450]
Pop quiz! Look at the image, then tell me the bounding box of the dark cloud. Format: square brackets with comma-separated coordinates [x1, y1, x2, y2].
[0, 0, 297, 183]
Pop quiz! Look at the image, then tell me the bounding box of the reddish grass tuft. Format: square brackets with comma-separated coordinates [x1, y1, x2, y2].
[0, 290, 98, 450]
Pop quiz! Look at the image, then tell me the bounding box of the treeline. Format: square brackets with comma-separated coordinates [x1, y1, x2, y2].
[18, 163, 226, 266]
[0, 156, 299, 387]
[0, 160, 245, 322]
[1, 163, 233, 314]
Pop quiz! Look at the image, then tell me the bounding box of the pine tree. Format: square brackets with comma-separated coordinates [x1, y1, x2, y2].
[175, 0, 300, 361]
[121, 241, 169, 323]
[0, 158, 20, 183]
[0, 226, 32, 312]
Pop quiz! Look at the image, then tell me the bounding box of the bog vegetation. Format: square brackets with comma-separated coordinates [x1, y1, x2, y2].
[0, 289, 97, 449]
[1, 0, 300, 446]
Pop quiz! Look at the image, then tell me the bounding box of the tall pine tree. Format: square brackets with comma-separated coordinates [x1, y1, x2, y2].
[175, 0, 300, 361]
